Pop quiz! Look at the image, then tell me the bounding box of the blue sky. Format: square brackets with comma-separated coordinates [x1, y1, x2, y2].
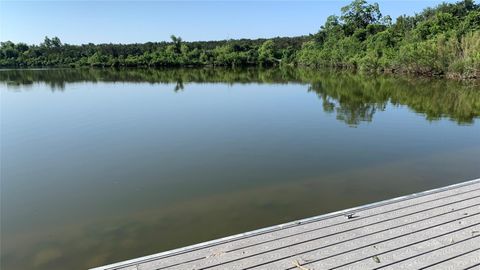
[1, 0, 455, 45]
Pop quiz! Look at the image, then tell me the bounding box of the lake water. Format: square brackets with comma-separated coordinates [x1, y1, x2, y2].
[1, 68, 479, 270]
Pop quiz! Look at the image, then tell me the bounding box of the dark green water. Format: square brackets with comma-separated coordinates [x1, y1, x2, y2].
[1, 68, 479, 270]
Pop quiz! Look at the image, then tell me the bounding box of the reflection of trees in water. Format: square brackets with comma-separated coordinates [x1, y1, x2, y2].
[1, 68, 478, 125]
[307, 73, 479, 125]
[310, 81, 386, 126]
[174, 79, 184, 92]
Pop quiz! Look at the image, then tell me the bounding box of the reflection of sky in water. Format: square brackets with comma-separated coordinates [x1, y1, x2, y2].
[1, 76, 479, 270]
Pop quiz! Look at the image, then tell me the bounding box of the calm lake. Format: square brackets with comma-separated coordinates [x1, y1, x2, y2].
[1, 68, 479, 270]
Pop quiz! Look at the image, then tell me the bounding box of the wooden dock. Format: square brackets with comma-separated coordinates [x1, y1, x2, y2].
[92, 178, 480, 270]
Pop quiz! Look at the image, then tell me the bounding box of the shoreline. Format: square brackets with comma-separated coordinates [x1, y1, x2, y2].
[1, 66, 479, 81]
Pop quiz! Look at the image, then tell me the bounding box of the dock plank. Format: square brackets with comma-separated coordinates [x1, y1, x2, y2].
[420, 248, 480, 270]
[208, 205, 480, 270]
[303, 217, 480, 269]
[381, 236, 480, 270]
[91, 178, 480, 270]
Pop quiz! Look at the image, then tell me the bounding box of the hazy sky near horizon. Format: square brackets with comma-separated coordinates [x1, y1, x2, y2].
[1, 0, 456, 45]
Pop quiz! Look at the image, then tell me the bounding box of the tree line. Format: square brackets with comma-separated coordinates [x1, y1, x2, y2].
[1, 0, 479, 78]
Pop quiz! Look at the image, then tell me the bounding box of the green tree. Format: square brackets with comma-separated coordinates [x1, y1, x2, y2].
[170, 35, 182, 54]
[258, 40, 277, 65]
[341, 0, 382, 34]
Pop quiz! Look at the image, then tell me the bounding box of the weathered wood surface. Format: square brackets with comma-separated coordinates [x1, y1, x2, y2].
[92, 178, 480, 270]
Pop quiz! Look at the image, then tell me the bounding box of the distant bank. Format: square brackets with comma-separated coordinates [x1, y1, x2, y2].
[1, 0, 479, 79]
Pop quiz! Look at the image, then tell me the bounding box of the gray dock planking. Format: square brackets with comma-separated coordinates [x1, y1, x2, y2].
[92, 178, 480, 270]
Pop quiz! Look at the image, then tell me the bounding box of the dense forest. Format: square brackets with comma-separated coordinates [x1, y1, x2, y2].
[1, 0, 479, 78]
